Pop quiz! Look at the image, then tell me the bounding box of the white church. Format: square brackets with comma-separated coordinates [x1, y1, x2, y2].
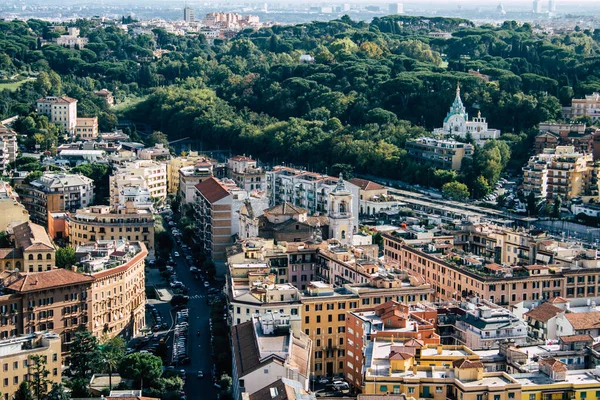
[433, 85, 501, 146]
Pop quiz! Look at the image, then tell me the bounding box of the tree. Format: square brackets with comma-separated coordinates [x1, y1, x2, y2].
[100, 336, 126, 391]
[14, 382, 33, 400]
[118, 353, 162, 389]
[442, 182, 470, 202]
[70, 329, 101, 380]
[55, 246, 76, 268]
[553, 196, 562, 218]
[29, 355, 51, 400]
[46, 384, 69, 400]
[526, 192, 539, 216]
[147, 131, 169, 147]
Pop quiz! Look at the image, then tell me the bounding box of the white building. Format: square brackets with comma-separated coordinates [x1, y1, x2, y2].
[111, 160, 167, 204]
[433, 85, 501, 146]
[36, 96, 78, 135]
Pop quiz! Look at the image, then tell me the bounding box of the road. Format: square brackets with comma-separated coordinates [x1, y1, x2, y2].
[169, 236, 219, 400]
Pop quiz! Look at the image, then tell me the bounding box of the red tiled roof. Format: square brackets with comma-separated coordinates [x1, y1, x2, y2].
[559, 334, 594, 344]
[348, 178, 385, 191]
[548, 296, 569, 304]
[7, 269, 93, 292]
[524, 302, 563, 323]
[230, 155, 255, 162]
[540, 357, 568, 372]
[452, 358, 484, 369]
[389, 351, 413, 360]
[231, 321, 261, 377]
[195, 177, 230, 203]
[264, 202, 307, 216]
[565, 312, 600, 330]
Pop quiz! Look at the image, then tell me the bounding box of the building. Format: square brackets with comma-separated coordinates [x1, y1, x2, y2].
[183, 6, 195, 23]
[523, 300, 564, 340]
[244, 378, 315, 400]
[349, 178, 402, 217]
[266, 166, 360, 227]
[94, 89, 114, 106]
[533, 0, 543, 13]
[21, 173, 95, 227]
[563, 92, 600, 122]
[327, 175, 354, 245]
[178, 161, 214, 204]
[36, 96, 78, 135]
[534, 123, 589, 155]
[76, 241, 147, 339]
[231, 314, 311, 400]
[227, 156, 265, 192]
[0, 181, 29, 232]
[68, 204, 155, 258]
[345, 301, 440, 388]
[167, 152, 212, 194]
[0, 332, 62, 399]
[433, 86, 501, 145]
[75, 117, 99, 140]
[0, 124, 17, 170]
[388, 3, 404, 14]
[13, 221, 56, 273]
[138, 144, 170, 161]
[54, 27, 88, 49]
[1, 268, 94, 352]
[111, 160, 167, 204]
[406, 137, 474, 171]
[522, 146, 599, 200]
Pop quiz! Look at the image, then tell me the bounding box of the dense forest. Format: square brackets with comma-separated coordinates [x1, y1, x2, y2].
[1, 15, 599, 198]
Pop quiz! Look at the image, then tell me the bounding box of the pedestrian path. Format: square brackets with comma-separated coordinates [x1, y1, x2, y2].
[188, 294, 205, 299]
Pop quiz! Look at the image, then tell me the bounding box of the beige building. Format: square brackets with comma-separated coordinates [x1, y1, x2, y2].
[522, 145, 600, 200]
[76, 241, 147, 339]
[0, 124, 18, 164]
[564, 92, 600, 121]
[167, 152, 213, 194]
[227, 155, 265, 192]
[178, 161, 214, 204]
[94, 89, 114, 106]
[406, 137, 474, 171]
[0, 181, 29, 232]
[75, 117, 98, 140]
[0, 332, 62, 399]
[36, 96, 78, 135]
[68, 204, 155, 258]
[111, 160, 167, 203]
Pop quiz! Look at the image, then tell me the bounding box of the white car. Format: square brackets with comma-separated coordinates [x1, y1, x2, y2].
[204, 281, 210, 288]
[317, 377, 328, 384]
[174, 252, 180, 257]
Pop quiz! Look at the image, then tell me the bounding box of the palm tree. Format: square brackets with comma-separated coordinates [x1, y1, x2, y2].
[100, 336, 125, 391]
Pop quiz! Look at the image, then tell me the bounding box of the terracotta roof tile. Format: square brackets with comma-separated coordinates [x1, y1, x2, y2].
[264, 202, 307, 216]
[548, 296, 569, 304]
[195, 177, 230, 203]
[565, 312, 600, 330]
[249, 379, 306, 400]
[7, 269, 93, 292]
[348, 178, 385, 191]
[231, 321, 261, 377]
[524, 302, 563, 323]
[539, 357, 568, 372]
[230, 155, 255, 162]
[452, 358, 484, 369]
[559, 334, 594, 344]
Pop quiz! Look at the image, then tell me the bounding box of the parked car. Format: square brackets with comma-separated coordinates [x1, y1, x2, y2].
[318, 377, 328, 384]
[174, 251, 180, 257]
[204, 281, 210, 288]
[197, 371, 204, 379]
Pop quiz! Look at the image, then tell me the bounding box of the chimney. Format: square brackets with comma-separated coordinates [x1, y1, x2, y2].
[437, 344, 443, 355]
[71, 266, 77, 272]
[412, 364, 417, 375]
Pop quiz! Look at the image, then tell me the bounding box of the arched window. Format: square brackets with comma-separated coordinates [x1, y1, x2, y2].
[37, 254, 42, 260]
[15, 262, 21, 269]
[339, 201, 346, 213]
[5, 262, 10, 269]
[28, 254, 34, 260]
[341, 230, 346, 240]
[46, 254, 52, 260]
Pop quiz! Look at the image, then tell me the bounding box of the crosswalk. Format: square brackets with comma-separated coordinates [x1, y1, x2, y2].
[188, 294, 205, 299]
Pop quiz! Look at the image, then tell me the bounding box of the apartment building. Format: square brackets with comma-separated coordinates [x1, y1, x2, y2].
[345, 301, 440, 388]
[406, 137, 474, 171]
[138, 144, 170, 161]
[68, 204, 155, 258]
[522, 145, 600, 200]
[21, 173, 94, 227]
[348, 178, 401, 217]
[227, 155, 265, 192]
[94, 89, 114, 106]
[111, 184, 153, 210]
[0, 123, 18, 164]
[0, 332, 62, 400]
[1, 268, 93, 352]
[563, 92, 600, 121]
[535, 123, 589, 155]
[167, 152, 214, 194]
[178, 162, 214, 204]
[111, 160, 167, 203]
[54, 27, 88, 49]
[301, 279, 433, 377]
[76, 241, 147, 339]
[36, 96, 78, 135]
[231, 314, 311, 400]
[266, 166, 359, 227]
[0, 181, 29, 231]
[75, 117, 98, 140]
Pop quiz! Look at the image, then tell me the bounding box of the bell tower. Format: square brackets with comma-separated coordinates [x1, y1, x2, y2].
[328, 173, 354, 245]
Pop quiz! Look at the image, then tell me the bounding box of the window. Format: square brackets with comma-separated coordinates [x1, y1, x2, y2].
[530, 395, 536, 400]
[509, 394, 515, 399]
[494, 396, 500, 400]
[408, 388, 415, 394]
[581, 393, 587, 400]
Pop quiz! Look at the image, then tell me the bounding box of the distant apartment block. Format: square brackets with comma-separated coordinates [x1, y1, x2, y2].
[21, 173, 94, 227]
[178, 161, 214, 205]
[111, 160, 167, 203]
[0, 181, 29, 231]
[534, 123, 589, 155]
[563, 92, 600, 121]
[75, 117, 98, 140]
[167, 152, 214, 194]
[388, 3, 404, 14]
[227, 155, 265, 192]
[36, 96, 78, 135]
[54, 27, 88, 49]
[406, 137, 474, 171]
[522, 145, 599, 200]
[183, 6, 195, 23]
[0, 123, 18, 166]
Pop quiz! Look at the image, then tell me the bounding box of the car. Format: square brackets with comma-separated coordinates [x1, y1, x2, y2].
[174, 251, 180, 257]
[152, 325, 161, 332]
[318, 377, 328, 384]
[197, 371, 204, 379]
[204, 281, 210, 288]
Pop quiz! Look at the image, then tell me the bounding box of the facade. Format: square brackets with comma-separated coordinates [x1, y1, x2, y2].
[327, 175, 354, 245]
[68, 204, 155, 258]
[111, 160, 167, 203]
[266, 166, 360, 227]
[231, 314, 311, 400]
[564, 92, 600, 121]
[21, 173, 94, 227]
[535, 123, 589, 155]
[75, 117, 98, 141]
[183, 6, 195, 22]
[54, 27, 88, 49]
[94, 89, 114, 106]
[227, 156, 265, 192]
[0, 332, 62, 400]
[178, 162, 214, 204]
[433, 86, 501, 145]
[522, 146, 599, 200]
[138, 144, 170, 161]
[14, 221, 56, 273]
[76, 241, 147, 339]
[0, 181, 29, 232]
[167, 152, 212, 194]
[388, 3, 404, 13]
[0, 124, 18, 164]
[406, 137, 474, 171]
[36, 96, 78, 135]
